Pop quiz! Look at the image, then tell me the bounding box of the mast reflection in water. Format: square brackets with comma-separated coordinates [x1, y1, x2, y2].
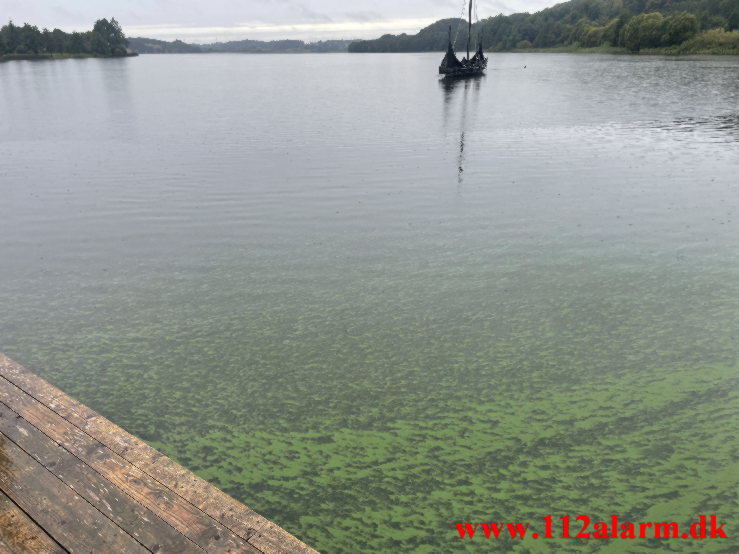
[440, 74, 484, 191]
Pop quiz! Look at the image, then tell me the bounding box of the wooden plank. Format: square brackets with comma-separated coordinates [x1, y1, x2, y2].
[0, 431, 149, 554]
[0, 353, 273, 540]
[75, 417, 271, 543]
[0, 490, 66, 554]
[248, 521, 317, 554]
[0, 354, 269, 537]
[0, 354, 317, 553]
[0, 402, 203, 554]
[0, 375, 260, 554]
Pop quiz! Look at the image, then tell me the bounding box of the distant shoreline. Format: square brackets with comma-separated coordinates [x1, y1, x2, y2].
[0, 52, 139, 62]
[505, 45, 739, 56]
[6, 49, 737, 61]
[349, 47, 739, 55]
[126, 34, 739, 56]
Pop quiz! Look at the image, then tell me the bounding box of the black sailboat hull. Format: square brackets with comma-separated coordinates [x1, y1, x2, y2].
[438, 41, 487, 77]
[439, 54, 487, 77]
[439, 62, 486, 77]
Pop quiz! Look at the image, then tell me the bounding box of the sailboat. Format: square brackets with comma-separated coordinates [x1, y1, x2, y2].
[439, 0, 487, 77]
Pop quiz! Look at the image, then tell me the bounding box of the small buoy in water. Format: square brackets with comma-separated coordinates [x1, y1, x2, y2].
[524, 65, 527, 69]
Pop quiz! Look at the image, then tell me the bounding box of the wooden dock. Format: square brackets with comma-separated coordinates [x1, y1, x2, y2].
[0, 353, 318, 553]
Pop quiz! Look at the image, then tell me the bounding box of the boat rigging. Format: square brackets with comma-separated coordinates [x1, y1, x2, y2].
[439, 0, 487, 78]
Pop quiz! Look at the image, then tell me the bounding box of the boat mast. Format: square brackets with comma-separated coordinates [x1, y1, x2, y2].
[467, 0, 472, 60]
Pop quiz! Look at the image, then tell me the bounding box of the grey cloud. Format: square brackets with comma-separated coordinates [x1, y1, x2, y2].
[480, 0, 556, 15]
[344, 11, 385, 23]
[294, 2, 333, 23]
[1, 0, 562, 37]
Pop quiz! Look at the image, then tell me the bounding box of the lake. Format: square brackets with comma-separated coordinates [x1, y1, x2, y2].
[1, 52, 738, 552]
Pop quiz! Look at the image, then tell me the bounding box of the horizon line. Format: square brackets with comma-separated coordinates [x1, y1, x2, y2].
[88, 18, 443, 45]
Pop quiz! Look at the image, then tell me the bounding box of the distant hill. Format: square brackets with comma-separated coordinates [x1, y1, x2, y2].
[203, 39, 356, 53]
[349, 18, 473, 53]
[128, 37, 202, 54]
[128, 37, 356, 54]
[349, 0, 739, 53]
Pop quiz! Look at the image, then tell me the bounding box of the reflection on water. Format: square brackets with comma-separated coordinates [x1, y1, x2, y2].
[98, 59, 135, 138]
[440, 75, 483, 189]
[649, 113, 739, 142]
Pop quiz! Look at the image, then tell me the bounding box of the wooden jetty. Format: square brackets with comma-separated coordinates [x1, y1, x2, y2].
[0, 353, 318, 553]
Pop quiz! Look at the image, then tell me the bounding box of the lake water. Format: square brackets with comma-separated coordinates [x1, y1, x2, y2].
[1, 53, 738, 552]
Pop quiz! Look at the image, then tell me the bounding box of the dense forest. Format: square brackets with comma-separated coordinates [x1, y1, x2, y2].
[0, 18, 130, 58]
[349, 0, 739, 53]
[128, 37, 355, 54]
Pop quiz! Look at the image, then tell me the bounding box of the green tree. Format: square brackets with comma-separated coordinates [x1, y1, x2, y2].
[721, 0, 739, 30]
[663, 12, 699, 45]
[51, 28, 69, 53]
[0, 21, 20, 54]
[621, 12, 664, 51]
[569, 17, 593, 45]
[17, 23, 43, 54]
[90, 31, 110, 55]
[92, 17, 128, 56]
[639, 12, 665, 48]
[69, 32, 88, 54]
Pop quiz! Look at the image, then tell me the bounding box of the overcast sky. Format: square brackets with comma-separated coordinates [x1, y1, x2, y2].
[1, 1, 562, 42]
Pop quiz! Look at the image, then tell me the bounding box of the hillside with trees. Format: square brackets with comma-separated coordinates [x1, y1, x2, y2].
[127, 37, 202, 54]
[0, 18, 132, 60]
[202, 38, 355, 53]
[349, 0, 739, 54]
[127, 37, 356, 54]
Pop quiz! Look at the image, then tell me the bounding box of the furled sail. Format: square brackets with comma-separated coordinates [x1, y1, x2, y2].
[439, 28, 464, 72]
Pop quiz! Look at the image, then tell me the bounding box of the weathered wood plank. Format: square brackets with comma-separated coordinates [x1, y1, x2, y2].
[0, 490, 67, 554]
[0, 376, 260, 554]
[0, 431, 149, 554]
[0, 354, 317, 552]
[0, 355, 268, 536]
[79, 418, 271, 543]
[0, 402, 203, 554]
[248, 521, 317, 554]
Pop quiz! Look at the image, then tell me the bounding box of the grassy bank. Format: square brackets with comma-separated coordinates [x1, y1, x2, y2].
[668, 28, 739, 54]
[508, 45, 628, 54]
[0, 53, 53, 61]
[509, 29, 739, 55]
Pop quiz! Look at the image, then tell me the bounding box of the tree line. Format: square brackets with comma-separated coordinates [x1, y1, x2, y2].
[202, 38, 355, 53]
[127, 36, 356, 54]
[1, 18, 129, 57]
[349, 0, 739, 53]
